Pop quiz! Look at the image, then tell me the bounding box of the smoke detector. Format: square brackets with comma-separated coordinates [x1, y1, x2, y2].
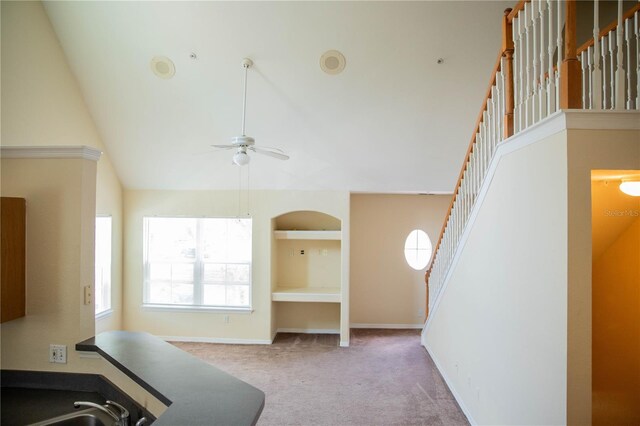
[150, 56, 176, 79]
[320, 50, 346, 75]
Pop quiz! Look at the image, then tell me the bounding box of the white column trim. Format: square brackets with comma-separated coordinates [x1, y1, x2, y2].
[0, 145, 102, 161]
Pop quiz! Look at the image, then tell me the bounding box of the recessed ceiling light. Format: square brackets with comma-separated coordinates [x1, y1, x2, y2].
[320, 50, 346, 75]
[150, 56, 176, 79]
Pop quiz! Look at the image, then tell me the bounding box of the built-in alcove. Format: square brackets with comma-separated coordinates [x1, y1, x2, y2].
[271, 211, 344, 342]
[591, 170, 640, 425]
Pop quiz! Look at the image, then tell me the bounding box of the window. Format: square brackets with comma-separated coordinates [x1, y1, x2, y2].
[95, 216, 112, 315]
[404, 229, 432, 270]
[143, 217, 252, 309]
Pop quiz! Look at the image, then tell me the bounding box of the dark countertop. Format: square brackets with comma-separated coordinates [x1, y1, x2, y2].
[76, 331, 265, 426]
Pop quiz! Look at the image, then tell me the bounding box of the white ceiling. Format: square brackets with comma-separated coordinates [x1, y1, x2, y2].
[43, 1, 512, 192]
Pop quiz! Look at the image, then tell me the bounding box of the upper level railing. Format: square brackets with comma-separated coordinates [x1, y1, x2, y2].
[426, 0, 640, 315]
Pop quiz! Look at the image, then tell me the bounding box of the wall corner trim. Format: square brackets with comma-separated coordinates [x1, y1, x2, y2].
[0, 145, 102, 161]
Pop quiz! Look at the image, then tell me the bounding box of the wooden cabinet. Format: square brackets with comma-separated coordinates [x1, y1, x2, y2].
[1, 197, 26, 323]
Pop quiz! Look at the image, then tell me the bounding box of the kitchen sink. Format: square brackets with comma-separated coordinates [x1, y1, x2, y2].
[28, 408, 116, 426]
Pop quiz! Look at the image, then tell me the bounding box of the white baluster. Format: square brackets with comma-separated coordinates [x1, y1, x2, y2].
[498, 70, 503, 143]
[625, 17, 633, 109]
[519, 12, 526, 130]
[635, 11, 640, 110]
[538, 0, 547, 120]
[556, 0, 564, 111]
[481, 113, 488, 177]
[492, 84, 498, 148]
[547, 0, 556, 114]
[513, 15, 520, 132]
[615, 1, 625, 109]
[486, 98, 495, 150]
[602, 35, 609, 109]
[609, 31, 616, 108]
[532, 0, 540, 123]
[525, 4, 533, 127]
[581, 50, 588, 108]
[592, 0, 602, 109]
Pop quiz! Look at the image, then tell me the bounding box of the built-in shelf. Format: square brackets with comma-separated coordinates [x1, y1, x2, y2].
[274, 230, 341, 240]
[272, 286, 341, 303]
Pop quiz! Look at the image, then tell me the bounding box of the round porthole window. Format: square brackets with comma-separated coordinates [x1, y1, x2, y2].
[404, 229, 432, 270]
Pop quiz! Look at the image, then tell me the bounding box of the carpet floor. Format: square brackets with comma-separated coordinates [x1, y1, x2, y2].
[172, 329, 468, 426]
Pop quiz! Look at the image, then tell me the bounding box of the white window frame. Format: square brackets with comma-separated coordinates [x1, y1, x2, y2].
[404, 229, 433, 271]
[95, 215, 113, 317]
[142, 216, 253, 312]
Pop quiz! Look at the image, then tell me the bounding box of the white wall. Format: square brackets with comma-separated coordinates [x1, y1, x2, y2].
[565, 127, 640, 425]
[423, 113, 640, 425]
[122, 189, 350, 345]
[0, 2, 166, 416]
[424, 131, 570, 425]
[1, 0, 123, 332]
[350, 194, 450, 326]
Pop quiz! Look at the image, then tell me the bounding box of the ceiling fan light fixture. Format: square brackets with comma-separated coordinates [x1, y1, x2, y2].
[233, 151, 250, 166]
[619, 180, 640, 197]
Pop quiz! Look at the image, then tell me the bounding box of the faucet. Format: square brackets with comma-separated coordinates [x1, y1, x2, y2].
[74, 401, 129, 426]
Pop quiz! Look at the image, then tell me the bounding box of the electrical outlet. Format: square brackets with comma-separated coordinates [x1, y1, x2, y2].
[300, 249, 305, 255]
[49, 344, 67, 364]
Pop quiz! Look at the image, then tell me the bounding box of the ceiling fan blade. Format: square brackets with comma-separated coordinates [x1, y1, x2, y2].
[250, 146, 290, 160]
[211, 144, 235, 150]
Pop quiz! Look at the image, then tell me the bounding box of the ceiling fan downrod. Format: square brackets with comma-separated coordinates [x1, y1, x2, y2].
[240, 58, 253, 137]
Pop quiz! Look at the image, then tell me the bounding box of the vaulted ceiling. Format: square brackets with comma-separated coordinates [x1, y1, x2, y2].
[43, 1, 512, 192]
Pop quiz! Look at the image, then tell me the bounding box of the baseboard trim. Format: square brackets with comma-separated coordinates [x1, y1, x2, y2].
[160, 335, 272, 345]
[423, 342, 477, 426]
[350, 323, 423, 329]
[275, 328, 340, 334]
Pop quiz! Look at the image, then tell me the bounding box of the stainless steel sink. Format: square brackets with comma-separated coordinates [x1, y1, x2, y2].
[27, 408, 116, 426]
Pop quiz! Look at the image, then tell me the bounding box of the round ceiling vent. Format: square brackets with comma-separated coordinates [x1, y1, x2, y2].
[320, 50, 346, 75]
[150, 56, 176, 79]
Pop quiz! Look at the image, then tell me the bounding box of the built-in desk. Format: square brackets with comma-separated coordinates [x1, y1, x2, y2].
[76, 331, 264, 426]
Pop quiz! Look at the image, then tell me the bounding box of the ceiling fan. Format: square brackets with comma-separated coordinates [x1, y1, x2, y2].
[212, 58, 290, 166]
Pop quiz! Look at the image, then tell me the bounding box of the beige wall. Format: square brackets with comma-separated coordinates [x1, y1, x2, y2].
[566, 128, 640, 425]
[350, 194, 450, 326]
[122, 189, 350, 344]
[1, 158, 97, 370]
[592, 217, 640, 424]
[1, 0, 123, 332]
[424, 132, 570, 424]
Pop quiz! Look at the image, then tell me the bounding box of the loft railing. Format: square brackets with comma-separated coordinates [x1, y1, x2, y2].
[425, 0, 640, 315]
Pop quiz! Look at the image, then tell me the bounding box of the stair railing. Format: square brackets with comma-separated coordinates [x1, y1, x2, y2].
[425, 0, 640, 316]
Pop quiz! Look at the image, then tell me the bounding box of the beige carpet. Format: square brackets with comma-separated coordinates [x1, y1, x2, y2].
[172, 329, 468, 426]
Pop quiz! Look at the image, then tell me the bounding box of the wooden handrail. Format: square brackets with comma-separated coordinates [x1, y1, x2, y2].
[426, 49, 504, 282]
[426, 0, 640, 301]
[426, 8, 515, 284]
[577, 3, 640, 54]
[507, 0, 529, 23]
